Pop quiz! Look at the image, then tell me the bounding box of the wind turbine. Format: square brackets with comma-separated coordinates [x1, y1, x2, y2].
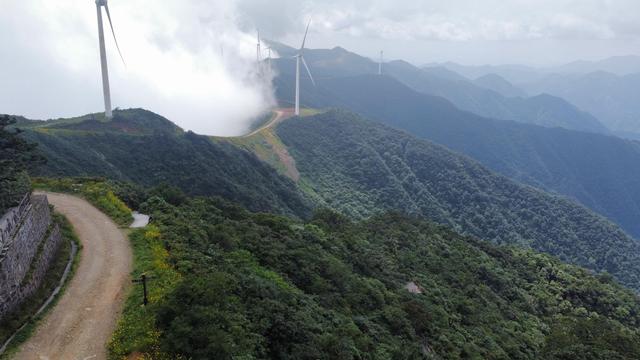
[379, 50, 384, 75]
[95, 0, 125, 119]
[256, 30, 262, 65]
[265, 46, 273, 77]
[294, 19, 315, 116]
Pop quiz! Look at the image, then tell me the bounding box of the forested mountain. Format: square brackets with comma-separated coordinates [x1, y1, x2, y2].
[0, 116, 43, 213]
[271, 43, 608, 133]
[133, 194, 640, 359]
[274, 74, 640, 239]
[276, 110, 640, 290]
[523, 71, 640, 135]
[19, 109, 312, 218]
[20, 108, 640, 289]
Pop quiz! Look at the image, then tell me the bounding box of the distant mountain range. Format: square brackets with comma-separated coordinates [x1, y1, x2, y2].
[270, 43, 608, 134]
[273, 73, 640, 239]
[432, 56, 640, 135]
[522, 72, 640, 135]
[434, 55, 640, 81]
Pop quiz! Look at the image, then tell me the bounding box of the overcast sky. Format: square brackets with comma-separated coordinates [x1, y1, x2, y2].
[1, 0, 639, 135]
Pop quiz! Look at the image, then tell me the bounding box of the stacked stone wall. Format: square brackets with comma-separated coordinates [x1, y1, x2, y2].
[0, 195, 63, 321]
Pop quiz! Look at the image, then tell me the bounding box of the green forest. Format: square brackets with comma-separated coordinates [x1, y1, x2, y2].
[13, 108, 640, 359]
[0, 115, 42, 213]
[277, 110, 640, 291]
[20, 109, 312, 218]
[114, 190, 640, 359]
[275, 71, 640, 239]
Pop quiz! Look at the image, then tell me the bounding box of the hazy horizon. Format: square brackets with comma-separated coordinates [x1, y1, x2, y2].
[2, 0, 640, 134]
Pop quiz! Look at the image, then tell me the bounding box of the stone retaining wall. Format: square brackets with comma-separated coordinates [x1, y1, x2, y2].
[0, 195, 63, 321]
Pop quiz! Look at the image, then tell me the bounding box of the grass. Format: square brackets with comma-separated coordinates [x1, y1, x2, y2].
[0, 213, 81, 358]
[245, 111, 276, 135]
[225, 130, 291, 176]
[33, 177, 133, 227]
[299, 108, 323, 117]
[107, 226, 181, 360]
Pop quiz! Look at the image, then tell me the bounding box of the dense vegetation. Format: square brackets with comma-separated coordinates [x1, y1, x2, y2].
[21, 109, 312, 218]
[21, 108, 640, 291]
[0, 116, 43, 214]
[277, 110, 640, 291]
[277, 73, 640, 239]
[117, 193, 640, 359]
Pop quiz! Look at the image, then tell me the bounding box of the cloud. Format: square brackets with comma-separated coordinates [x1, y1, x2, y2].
[232, 0, 639, 42]
[0, 0, 275, 136]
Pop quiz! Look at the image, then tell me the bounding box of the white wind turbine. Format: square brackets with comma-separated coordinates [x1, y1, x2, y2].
[265, 46, 273, 77]
[256, 30, 262, 64]
[379, 50, 384, 75]
[95, 0, 125, 119]
[294, 20, 315, 116]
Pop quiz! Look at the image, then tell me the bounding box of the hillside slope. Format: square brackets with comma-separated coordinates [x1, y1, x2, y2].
[275, 74, 640, 239]
[276, 110, 640, 291]
[21, 108, 640, 290]
[138, 195, 640, 359]
[21, 109, 312, 218]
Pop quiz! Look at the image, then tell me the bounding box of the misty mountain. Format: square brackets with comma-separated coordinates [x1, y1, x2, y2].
[523, 71, 640, 134]
[429, 61, 545, 84]
[472, 73, 528, 98]
[274, 73, 640, 238]
[272, 43, 608, 134]
[277, 109, 640, 290]
[436, 55, 640, 84]
[553, 55, 640, 76]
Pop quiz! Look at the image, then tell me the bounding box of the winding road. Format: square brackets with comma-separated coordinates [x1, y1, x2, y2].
[245, 108, 294, 137]
[14, 192, 132, 360]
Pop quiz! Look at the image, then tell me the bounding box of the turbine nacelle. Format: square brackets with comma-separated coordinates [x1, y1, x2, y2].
[96, 0, 107, 6]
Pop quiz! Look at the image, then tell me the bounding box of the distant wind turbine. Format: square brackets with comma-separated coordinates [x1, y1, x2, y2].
[256, 30, 262, 64]
[294, 19, 315, 116]
[95, 0, 125, 119]
[265, 46, 273, 76]
[379, 50, 383, 75]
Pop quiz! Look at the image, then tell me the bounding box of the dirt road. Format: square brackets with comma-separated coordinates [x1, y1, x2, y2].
[14, 193, 132, 360]
[245, 108, 294, 137]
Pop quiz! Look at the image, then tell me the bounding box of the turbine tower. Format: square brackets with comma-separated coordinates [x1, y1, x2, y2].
[256, 30, 262, 64]
[265, 46, 273, 77]
[95, 0, 125, 119]
[294, 20, 315, 116]
[379, 50, 383, 75]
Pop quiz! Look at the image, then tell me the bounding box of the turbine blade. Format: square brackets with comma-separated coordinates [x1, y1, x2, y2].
[301, 56, 316, 86]
[104, 4, 126, 67]
[300, 18, 311, 50]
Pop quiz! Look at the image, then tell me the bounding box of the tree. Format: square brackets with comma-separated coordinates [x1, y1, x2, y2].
[0, 115, 44, 213]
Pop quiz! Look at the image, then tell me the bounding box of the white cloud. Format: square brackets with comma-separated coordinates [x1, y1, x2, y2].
[0, 0, 275, 136]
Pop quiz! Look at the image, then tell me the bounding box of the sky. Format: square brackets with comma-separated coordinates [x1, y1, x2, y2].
[1, 0, 639, 135]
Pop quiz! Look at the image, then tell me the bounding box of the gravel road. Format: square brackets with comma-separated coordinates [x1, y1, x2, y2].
[13, 192, 132, 360]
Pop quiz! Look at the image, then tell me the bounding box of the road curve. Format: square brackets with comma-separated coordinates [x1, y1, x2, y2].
[14, 192, 132, 360]
[244, 108, 294, 137]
